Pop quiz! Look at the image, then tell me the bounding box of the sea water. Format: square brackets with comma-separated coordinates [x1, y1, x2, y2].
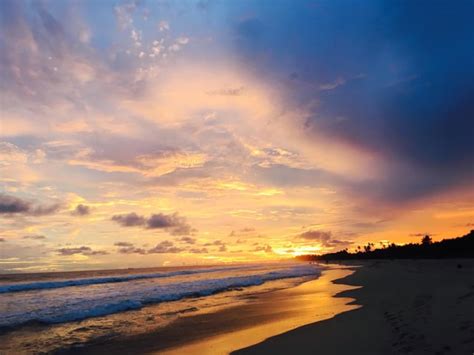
[0, 262, 320, 353]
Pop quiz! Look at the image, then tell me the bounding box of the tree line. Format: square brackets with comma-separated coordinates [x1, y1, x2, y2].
[296, 230, 474, 261]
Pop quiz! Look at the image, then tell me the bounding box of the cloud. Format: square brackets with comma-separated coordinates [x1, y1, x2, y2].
[23, 235, 46, 240]
[253, 244, 272, 253]
[68, 149, 207, 178]
[188, 247, 208, 254]
[114, 0, 139, 30]
[0, 142, 28, 164]
[298, 230, 352, 249]
[179, 236, 196, 244]
[230, 0, 474, 204]
[409, 232, 436, 238]
[113, 240, 205, 254]
[0, 194, 30, 214]
[299, 230, 332, 242]
[158, 20, 169, 32]
[0, 194, 61, 216]
[148, 240, 184, 254]
[114, 242, 134, 247]
[56, 246, 108, 256]
[201, 240, 228, 252]
[147, 213, 183, 229]
[204, 240, 225, 247]
[206, 86, 245, 96]
[112, 212, 146, 227]
[112, 212, 194, 235]
[229, 227, 255, 237]
[72, 204, 90, 216]
[114, 242, 146, 255]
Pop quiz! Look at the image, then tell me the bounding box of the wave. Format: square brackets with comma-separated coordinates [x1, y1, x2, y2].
[0, 265, 252, 294]
[0, 265, 319, 328]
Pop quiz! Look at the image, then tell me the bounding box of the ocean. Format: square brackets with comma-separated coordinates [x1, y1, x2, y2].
[0, 262, 320, 353]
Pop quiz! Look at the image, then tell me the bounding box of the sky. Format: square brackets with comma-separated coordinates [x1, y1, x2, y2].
[1, 0, 473, 272]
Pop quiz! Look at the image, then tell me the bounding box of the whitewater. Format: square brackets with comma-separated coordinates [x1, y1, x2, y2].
[0, 263, 320, 330]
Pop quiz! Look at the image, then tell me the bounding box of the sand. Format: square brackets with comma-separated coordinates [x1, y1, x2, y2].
[47, 260, 474, 354]
[235, 259, 474, 355]
[160, 267, 358, 355]
[68, 266, 358, 354]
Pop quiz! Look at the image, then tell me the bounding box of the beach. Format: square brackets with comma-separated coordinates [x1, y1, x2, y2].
[0, 263, 329, 354]
[1, 260, 472, 354]
[43, 265, 359, 354]
[237, 259, 474, 355]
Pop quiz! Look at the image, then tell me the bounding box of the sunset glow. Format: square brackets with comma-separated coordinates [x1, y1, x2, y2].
[1, 0, 473, 272]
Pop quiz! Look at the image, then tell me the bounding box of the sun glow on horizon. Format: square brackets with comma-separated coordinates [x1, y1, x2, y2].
[1, 0, 473, 272]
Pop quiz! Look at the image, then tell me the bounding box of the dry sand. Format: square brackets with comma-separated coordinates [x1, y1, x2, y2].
[235, 259, 474, 355]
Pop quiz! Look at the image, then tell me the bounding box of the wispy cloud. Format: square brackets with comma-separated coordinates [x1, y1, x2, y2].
[56, 246, 108, 256]
[23, 235, 46, 240]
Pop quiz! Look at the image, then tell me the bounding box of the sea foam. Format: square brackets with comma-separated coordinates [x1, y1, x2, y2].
[0, 265, 250, 294]
[0, 265, 320, 328]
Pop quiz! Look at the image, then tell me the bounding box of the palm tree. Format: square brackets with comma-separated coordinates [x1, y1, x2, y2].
[421, 235, 432, 246]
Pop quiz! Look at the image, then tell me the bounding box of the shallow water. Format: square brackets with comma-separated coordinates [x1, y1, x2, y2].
[0, 262, 320, 354]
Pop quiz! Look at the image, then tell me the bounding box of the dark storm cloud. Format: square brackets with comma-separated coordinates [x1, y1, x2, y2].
[0, 194, 61, 216]
[231, 0, 474, 203]
[111, 212, 194, 235]
[72, 204, 90, 216]
[56, 246, 108, 256]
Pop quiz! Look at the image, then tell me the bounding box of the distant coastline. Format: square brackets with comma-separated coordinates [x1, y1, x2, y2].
[297, 230, 474, 261]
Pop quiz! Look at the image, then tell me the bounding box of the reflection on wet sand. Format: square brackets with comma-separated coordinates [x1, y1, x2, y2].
[161, 266, 359, 355]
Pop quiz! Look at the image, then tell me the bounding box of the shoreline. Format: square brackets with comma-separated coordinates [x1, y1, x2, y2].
[59, 265, 358, 354]
[5, 259, 470, 354]
[160, 265, 358, 355]
[236, 259, 474, 355]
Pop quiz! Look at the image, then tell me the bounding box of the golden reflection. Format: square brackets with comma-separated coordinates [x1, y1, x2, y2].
[160, 267, 360, 355]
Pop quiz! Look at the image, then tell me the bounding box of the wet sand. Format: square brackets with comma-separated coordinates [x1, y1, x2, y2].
[66, 266, 358, 354]
[160, 266, 358, 355]
[236, 259, 474, 355]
